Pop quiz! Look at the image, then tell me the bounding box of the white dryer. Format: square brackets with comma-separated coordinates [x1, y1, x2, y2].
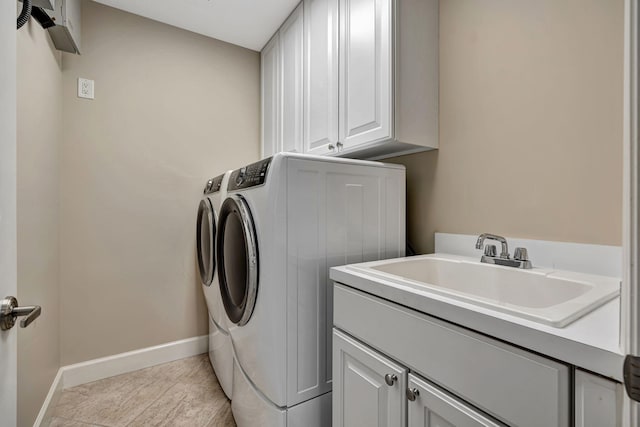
[216, 153, 406, 426]
[196, 171, 234, 399]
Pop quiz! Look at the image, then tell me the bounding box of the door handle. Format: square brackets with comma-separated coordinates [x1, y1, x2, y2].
[0, 296, 41, 330]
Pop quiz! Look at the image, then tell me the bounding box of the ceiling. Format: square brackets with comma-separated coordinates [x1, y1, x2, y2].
[92, 0, 300, 51]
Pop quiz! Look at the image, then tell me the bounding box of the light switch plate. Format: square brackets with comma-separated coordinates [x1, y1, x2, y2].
[77, 78, 94, 100]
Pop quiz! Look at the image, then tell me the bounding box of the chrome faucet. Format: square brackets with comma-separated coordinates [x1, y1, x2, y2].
[475, 233, 510, 259]
[475, 233, 532, 269]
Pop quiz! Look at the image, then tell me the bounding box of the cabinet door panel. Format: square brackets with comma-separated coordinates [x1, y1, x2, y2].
[303, 0, 339, 155]
[575, 370, 621, 427]
[408, 374, 503, 427]
[333, 329, 406, 427]
[261, 33, 280, 159]
[339, 0, 392, 149]
[280, 3, 304, 154]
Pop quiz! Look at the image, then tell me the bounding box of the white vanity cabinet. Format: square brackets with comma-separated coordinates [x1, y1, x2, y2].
[261, 3, 304, 158]
[333, 328, 503, 427]
[333, 283, 573, 427]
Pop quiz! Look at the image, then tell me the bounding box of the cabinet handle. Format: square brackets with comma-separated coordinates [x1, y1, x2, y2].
[384, 374, 397, 386]
[336, 142, 343, 152]
[406, 388, 420, 401]
[328, 144, 335, 151]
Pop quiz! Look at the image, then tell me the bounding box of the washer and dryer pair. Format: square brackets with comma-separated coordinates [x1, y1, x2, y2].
[210, 153, 406, 426]
[196, 171, 234, 399]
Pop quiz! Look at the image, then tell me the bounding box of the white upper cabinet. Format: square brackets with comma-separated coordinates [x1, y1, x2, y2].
[280, 3, 304, 154]
[261, 33, 280, 158]
[339, 0, 392, 149]
[338, 0, 439, 159]
[262, 0, 438, 160]
[261, 4, 304, 159]
[303, 0, 340, 156]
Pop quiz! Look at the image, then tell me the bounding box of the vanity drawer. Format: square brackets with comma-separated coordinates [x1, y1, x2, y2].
[333, 283, 570, 427]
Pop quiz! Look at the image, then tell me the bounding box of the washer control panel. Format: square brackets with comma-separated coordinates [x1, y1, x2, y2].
[203, 174, 225, 195]
[228, 158, 272, 191]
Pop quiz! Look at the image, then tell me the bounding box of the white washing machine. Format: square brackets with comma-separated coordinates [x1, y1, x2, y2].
[196, 171, 234, 399]
[215, 153, 406, 426]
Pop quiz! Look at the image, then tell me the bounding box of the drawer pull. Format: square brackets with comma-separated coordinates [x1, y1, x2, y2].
[407, 387, 420, 401]
[384, 374, 397, 386]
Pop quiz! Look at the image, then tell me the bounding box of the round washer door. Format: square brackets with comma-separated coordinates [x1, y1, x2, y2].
[196, 198, 216, 286]
[216, 194, 258, 326]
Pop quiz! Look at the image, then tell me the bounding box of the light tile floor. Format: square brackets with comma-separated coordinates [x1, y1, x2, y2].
[50, 354, 235, 427]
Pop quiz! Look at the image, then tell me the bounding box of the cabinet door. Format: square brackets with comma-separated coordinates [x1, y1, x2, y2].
[303, 0, 339, 156]
[333, 329, 406, 427]
[408, 373, 503, 427]
[261, 33, 280, 159]
[339, 0, 393, 150]
[280, 3, 304, 154]
[575, 370, 621, 427]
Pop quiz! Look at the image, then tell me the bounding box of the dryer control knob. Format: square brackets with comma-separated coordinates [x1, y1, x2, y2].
[236, 169, 246, 185]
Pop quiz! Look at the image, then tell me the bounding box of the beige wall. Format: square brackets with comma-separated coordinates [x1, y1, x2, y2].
[59, 1, 260, 365]
[388, 0, 624, 254]
[16, 19, 62, 427]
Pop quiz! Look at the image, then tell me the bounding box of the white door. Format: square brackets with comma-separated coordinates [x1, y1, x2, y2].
[626, 0, 639, 426]
[339, 0, 393, 150]
[0, 2, 18, 426]
[261, 33, 280, 159]
[303, 0, 339, 156]
[332, 329, 406, 427]
[279, 3, 304, 154]
[407, 373, 503, 427]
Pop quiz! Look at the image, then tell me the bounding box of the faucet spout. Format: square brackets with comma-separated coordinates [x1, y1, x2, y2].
[475, 233, 509, 259]
[475, 233, 532, 269]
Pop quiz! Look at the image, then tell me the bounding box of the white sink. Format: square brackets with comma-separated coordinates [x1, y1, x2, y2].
[347, 254, 620, 327]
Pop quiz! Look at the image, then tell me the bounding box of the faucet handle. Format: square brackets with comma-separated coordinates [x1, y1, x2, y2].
[514, 247, 529, 261]
[483, 244, 497, 257]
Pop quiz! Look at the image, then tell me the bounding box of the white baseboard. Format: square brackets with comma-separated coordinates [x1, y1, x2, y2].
[62, 335, 209, 389]
[34, 335, 208, 426]
[33, 368, 63, 427]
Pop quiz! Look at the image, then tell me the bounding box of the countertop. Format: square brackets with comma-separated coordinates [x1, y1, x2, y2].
[330, 255, 624, 382]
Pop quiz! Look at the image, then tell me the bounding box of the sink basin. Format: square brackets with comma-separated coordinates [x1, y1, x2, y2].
[347, 254, 620, 327]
